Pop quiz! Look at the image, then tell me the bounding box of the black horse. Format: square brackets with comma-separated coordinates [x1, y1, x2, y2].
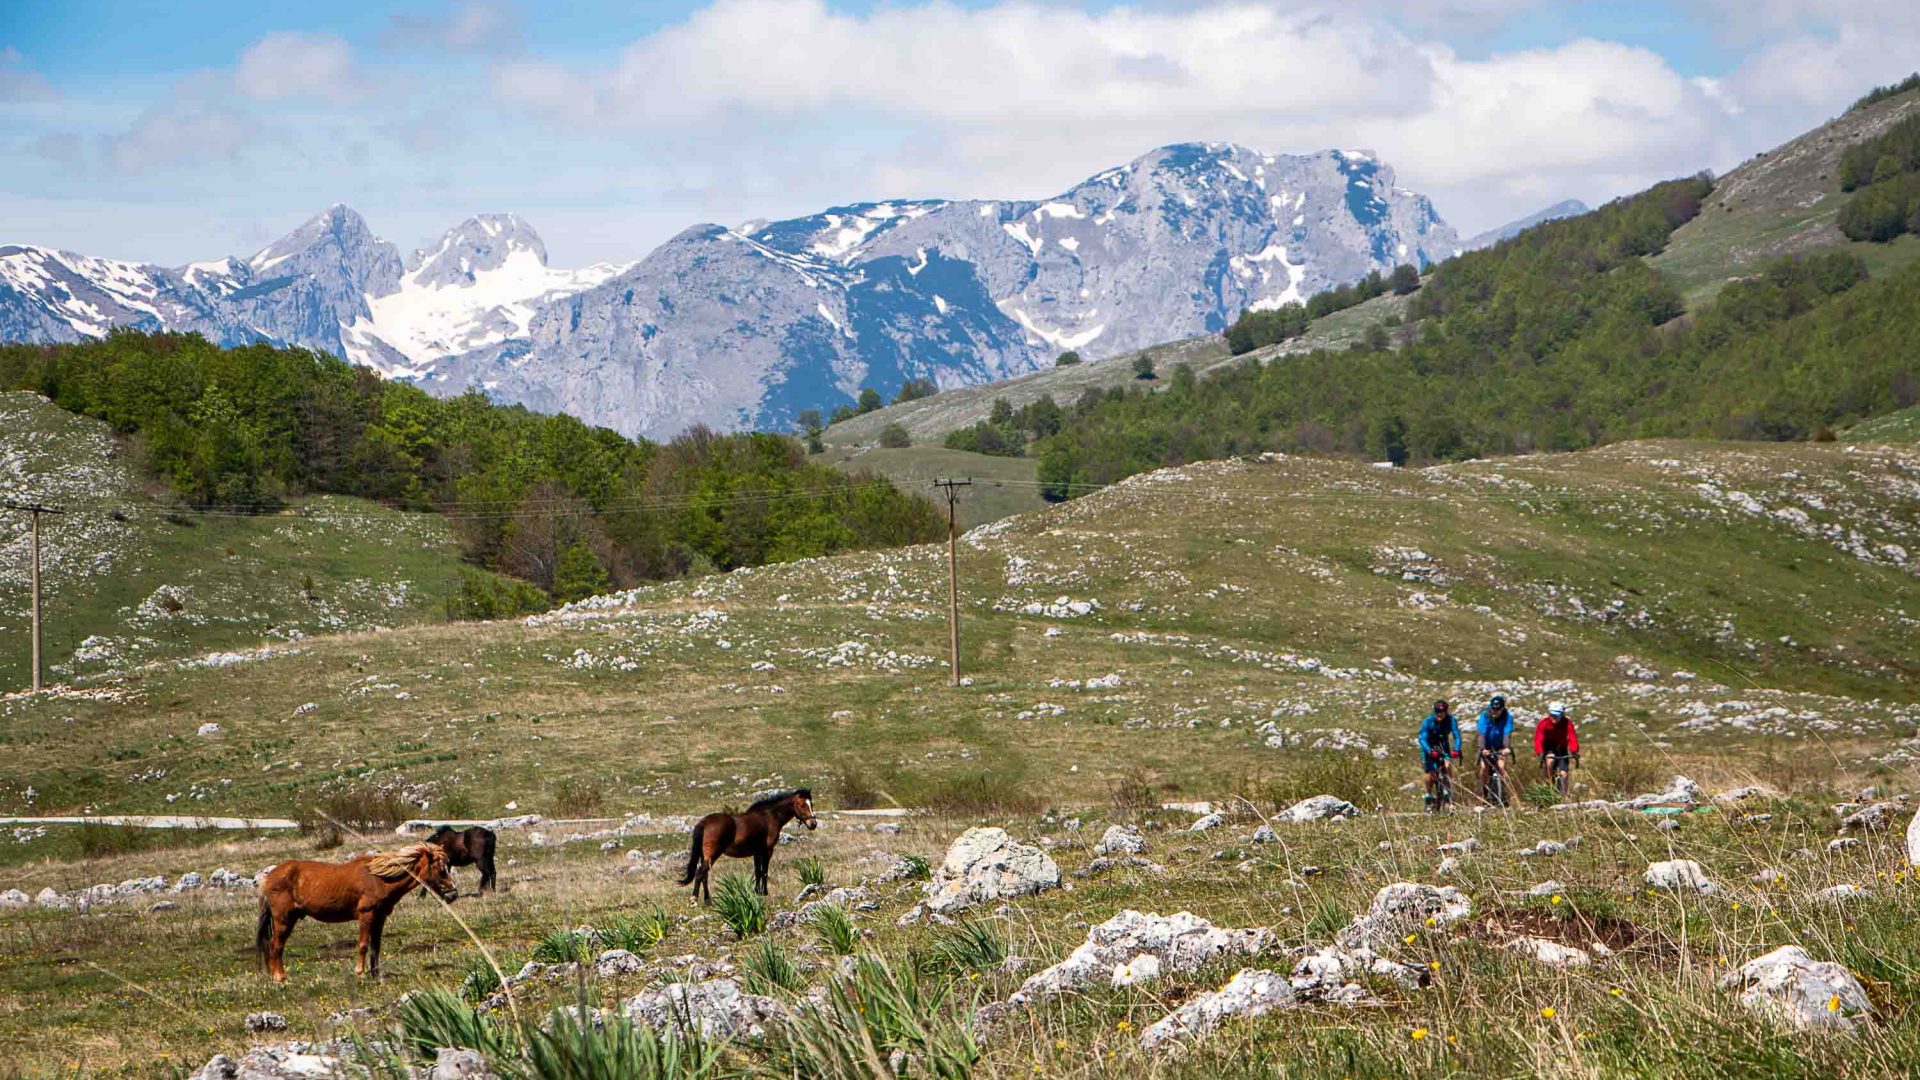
[427, 824, 498, 893]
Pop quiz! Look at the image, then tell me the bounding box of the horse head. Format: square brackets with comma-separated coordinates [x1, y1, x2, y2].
[415, 845, 459, 902]
[792, 788, 817, 831]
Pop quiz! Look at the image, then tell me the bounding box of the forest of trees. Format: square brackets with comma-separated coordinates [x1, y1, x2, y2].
[1839, 108, 1920, 242]
[1033, 175, 1920, 498]
[1223, 263, 1420, 354]
[0, 334, 944, 599]
[942, 394, 1066, 457]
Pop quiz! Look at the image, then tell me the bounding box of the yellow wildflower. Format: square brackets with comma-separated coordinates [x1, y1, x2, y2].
[1410, 1028, 1429, 1041]
[1540, 1007, 1557, 1020]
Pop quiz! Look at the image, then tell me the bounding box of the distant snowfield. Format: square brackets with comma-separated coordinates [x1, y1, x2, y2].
[345, 248, 628, 375]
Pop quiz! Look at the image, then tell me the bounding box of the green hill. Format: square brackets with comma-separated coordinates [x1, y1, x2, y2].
[0, 391, 525, 689]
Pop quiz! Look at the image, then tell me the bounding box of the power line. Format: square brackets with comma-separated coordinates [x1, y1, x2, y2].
[3, 500, 64, 693]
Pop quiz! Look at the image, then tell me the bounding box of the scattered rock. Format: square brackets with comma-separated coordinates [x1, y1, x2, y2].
[1909, 807, 1920, 867]
[1827, 837, 1861, 854]
[1139, 968, 1295, 1051]
[595, 949, 646, 977]
[1279, 795, 1359, 823]
[1719, 945, 1872, 1032]
[189, 1046, 352, 1080]
[1436, 837, 1478, 854]
[243, 1012, 288, 1033]
[1643, 860, 1718, 893]
[1005, 910, 1273, 1007]
[622, 979, 787, 1040]
[1525, 881, 1565, 898]
[1840, 803, 1902, 833]
[1249, 825, 1276, 844]
[1289, 944, 1424, 995]
[1819, 884, 1868, 903]
[1110, 953, 1162, 988]
[915, 828, 1059, 917]
[1336, 883, 1472, 949]
[1094, 825, 1147, 856]
[196, 722, 221, 737]
[1436, 857, 1459, 877]
[428, 1047, 497, 1079]
[1189, 813, 1225, 832]
[1507, 937, 1591, 968]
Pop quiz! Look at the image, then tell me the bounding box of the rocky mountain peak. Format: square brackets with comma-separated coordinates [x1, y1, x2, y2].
[408, 213, 550, 286]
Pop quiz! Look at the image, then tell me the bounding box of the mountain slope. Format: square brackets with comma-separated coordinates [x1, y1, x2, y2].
[1462, 198, 1589, 249]
[0, 143, 1453, 440]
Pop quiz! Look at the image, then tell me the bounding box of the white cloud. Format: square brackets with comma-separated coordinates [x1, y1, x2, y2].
[0, 45, 58, 102]
[383, 1, 522, 52]
[234, 31, 362, 104]
[103, 93, 253, 174]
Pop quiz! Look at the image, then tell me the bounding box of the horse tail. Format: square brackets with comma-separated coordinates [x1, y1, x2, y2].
[254, 896, 273, 967]
[678, 820, 706, 886]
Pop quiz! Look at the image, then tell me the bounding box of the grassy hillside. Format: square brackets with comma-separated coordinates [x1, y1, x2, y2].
[1652, 86, 1920, 303]
[817, 444, 1045, 529]
[2, 438, 1918, 1073]
[0, 392, 517, 690]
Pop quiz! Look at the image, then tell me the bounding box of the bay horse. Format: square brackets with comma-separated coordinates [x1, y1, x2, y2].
[255, 843, 457, 982]
[427, 824, 498, 893]
[679, 789, 817, 903]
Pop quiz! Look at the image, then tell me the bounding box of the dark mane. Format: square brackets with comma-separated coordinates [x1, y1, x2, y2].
[749, 788, 811, 810]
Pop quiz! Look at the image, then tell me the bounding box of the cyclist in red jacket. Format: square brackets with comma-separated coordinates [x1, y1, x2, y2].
[1534, 702, 1580, 792]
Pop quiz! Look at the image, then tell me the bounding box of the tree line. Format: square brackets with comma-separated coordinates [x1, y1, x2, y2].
[1839, 107, 1920, 243]
[1031, 174, 1920, 498]
[0, 333, 943, 606]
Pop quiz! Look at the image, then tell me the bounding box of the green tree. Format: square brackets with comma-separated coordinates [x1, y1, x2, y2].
[1389, 264, 1421, 295]
[1055, 351, 1082, 367]
[878, 422, 911, 448]
[857, 388, 884, 413]
[894, 378, 937, 404]
[1133, 355, 1156, 380]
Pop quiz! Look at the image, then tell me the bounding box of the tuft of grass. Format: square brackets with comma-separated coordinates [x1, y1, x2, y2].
[711, 875, 767, 938]
[1520, 781, 1562, 808]
[914, 918, 1005, 978]
[533, 926, 598, 965]
[768, 956, 979, 1080]
[898, 853, 933, 881]
[813, 904, 860, 957]
[457, 952, 506, 1005]
[1108, 769, 1157, 813]
[741, 938, 806, 997]
[599, 907, 672, 953]
[795, 855, 828, 889]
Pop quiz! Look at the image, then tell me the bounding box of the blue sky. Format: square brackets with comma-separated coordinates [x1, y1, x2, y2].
[3, 1, 1917, 266]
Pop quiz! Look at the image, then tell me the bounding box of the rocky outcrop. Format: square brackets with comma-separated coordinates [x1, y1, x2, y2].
[1643, 860, 1719, 894]
[622, 979, 787, 1040]
[1336, 883, 1471, 949]
[1006, 910, 1273, 1007]
[1279, 795, 1360, 823]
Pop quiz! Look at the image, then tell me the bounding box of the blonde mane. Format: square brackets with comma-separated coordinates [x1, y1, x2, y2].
[366, 843, 444, 881]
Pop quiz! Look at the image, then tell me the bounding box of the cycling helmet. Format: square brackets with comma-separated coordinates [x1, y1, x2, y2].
[1548, 701, 1567, 718]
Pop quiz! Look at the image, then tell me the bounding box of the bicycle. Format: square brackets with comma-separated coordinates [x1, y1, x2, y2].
[1426, 754, 1455, 814]
[1479, 747, 1514, 808]
[1543, 751, 1578, 797]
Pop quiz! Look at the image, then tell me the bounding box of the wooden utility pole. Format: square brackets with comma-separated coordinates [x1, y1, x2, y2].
[4, 501, 63, 692]
[931, 479, 972, 686]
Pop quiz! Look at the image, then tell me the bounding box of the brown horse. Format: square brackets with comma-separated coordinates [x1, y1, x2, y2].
[255, 843, 457, 982]
[679, 789, 817, 903]
[427, 824, 498, 893]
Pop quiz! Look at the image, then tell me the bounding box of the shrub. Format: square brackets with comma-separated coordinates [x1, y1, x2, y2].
[813, 905, 859, 957]
[1132, 355, 1156, 380]
[445, 570, 550, 621]
[1054, 351, 1082, 367]
[1108, 769, 1158, 813]
[298, 785, 414, 849]
[894, 378, 938, 404]
[833, 763, 885, 810]
[878, 423, 912, 449]
[712, 875, 767, 938]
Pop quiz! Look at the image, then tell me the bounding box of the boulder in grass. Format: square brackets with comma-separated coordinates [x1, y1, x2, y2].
[917, 828, 1059, 917]
[1279, 795, 1359, 824]
[1643, 860, 1718, 894]
[1095, 825, 1147, 856]
[1909, 807, 1920, 868]
[1005, 910, 1272, 1007]
[1719, 945, 1872, 1032]
[622, 978, 787, 1040]
[1507, 937, 1591, 969]
[1336, 883, 1471, 949]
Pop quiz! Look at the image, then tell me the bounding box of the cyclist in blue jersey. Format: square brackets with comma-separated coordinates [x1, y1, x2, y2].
[1475, 693, 1518, 806]
[1417, 700, 1461, 812]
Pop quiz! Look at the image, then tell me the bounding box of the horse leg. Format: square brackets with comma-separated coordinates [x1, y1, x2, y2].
[754, 852, 769, 895]
[269, 911, 297, 983]
[479, 839, 496, 893]
[356, 911, 375, 977]
[367, 909, 391, 977]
